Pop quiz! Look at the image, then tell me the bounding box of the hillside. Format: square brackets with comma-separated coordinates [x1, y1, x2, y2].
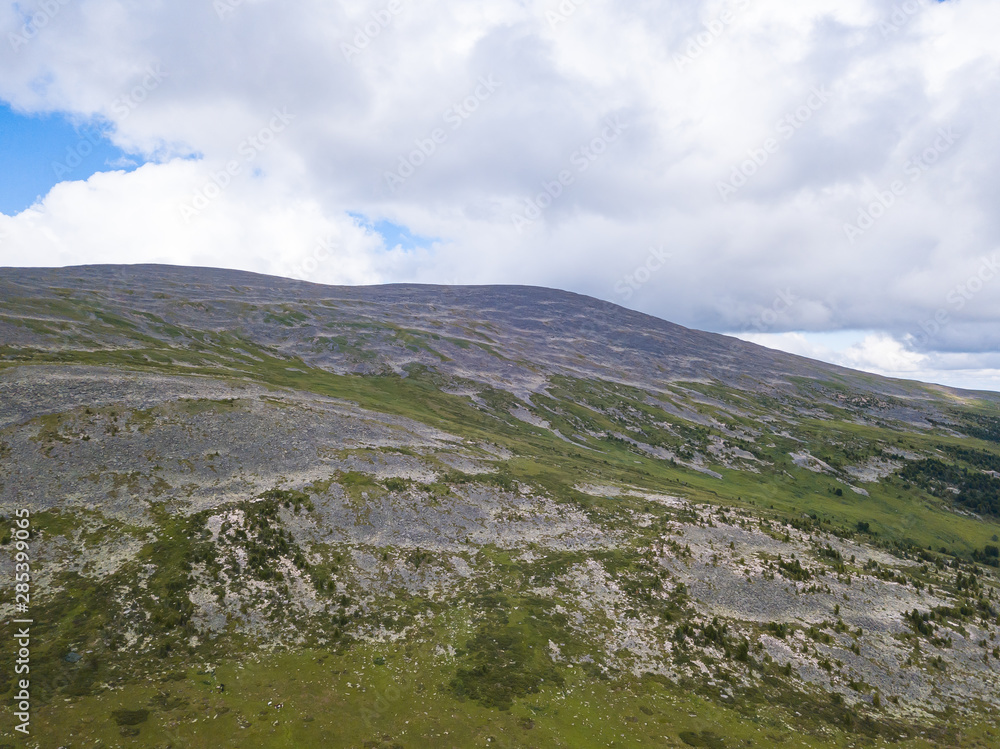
[1, 264, 999, 748]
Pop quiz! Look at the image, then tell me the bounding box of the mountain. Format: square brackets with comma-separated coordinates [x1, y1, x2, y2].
[1, 264, 999, 748]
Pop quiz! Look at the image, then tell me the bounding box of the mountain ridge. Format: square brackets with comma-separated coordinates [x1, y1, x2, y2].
[1, 263, 999, 747]
[1, 262, 986, 401]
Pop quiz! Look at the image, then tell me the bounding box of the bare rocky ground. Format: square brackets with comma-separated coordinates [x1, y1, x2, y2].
[2, 366, 998, 734]
[2, 266, 1000, 746]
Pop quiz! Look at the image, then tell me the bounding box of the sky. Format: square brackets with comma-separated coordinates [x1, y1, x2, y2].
[1, 0, 999, 392]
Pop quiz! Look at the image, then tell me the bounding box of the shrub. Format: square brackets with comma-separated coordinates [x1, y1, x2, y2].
[112, 709, 149, 726]
[679, 729, 726, 748]
[766, 622, 789, 639]
[450, 623, 563, 710]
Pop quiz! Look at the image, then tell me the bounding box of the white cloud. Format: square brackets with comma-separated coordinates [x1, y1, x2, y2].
[1, 0, 998, 390]
[0, 160, 399, 284]
[735, 330, 1000, 392]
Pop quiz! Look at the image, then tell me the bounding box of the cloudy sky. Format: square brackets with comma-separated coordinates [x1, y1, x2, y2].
[1, 0, 998, 391]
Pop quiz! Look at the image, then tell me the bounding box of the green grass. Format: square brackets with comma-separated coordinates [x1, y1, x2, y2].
[9, 332, 1000, 553]
[25, 643, 1000, 748]
[5, 292, 1000, 745]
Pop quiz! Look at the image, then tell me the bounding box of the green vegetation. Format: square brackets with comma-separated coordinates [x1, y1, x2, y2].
[450, 596, 565, 710]
[899, 457, 1000, 516]
[4, 282, 1000, 746]
[233, 498, 307, 579]
[16, 643, 997, 749]
[960, 411, 1000, 443]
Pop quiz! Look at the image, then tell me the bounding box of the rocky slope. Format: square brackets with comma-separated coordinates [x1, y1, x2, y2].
[1, 265, 999, 748]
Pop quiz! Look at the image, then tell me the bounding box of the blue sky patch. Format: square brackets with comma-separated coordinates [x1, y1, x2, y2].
[350, 212, 437, 252]
[0, 102, 144, 215]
